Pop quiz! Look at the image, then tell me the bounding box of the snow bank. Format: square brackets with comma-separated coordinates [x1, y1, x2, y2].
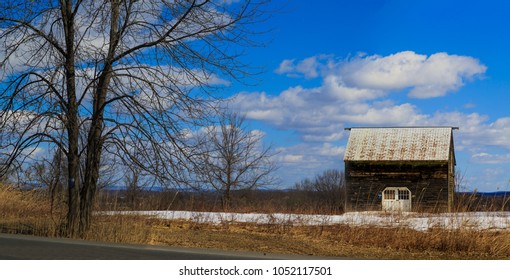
[102, 210, 510, 231]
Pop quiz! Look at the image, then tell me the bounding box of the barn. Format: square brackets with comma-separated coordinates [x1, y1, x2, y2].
[343, 127, 457, 212]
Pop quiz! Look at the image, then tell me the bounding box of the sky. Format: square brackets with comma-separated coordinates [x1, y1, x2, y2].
[225, 0, 510, 192]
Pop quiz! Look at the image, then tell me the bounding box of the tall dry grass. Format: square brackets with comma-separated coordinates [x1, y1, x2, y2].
[0, 184, 162, 244]
[0, 184, 64, 236]
[311, 224, 510, 258]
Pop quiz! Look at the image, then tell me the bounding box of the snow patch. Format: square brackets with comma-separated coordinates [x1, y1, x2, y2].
[102, 210, 510, 231]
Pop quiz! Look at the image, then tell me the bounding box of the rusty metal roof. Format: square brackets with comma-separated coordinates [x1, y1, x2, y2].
[344, 127, 455, 162]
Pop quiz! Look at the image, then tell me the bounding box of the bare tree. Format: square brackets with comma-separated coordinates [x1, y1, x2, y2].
[25, 148, 67, 213]
[195, 112, 277, 209]
[123, 163, 153, 210]
[293, 169, 345, 213]
[0, 0, 268, 236]
[314, 169, 345, 212]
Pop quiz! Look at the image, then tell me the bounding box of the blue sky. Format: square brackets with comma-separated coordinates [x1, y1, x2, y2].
[225, 0, 510, 191]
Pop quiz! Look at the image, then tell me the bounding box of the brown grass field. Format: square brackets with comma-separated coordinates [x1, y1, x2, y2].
[2, 184, 510, 259]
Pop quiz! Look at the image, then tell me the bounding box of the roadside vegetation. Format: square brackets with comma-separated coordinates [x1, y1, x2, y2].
[3, 182, 510, 259]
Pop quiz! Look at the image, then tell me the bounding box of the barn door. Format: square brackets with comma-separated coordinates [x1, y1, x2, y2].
[382, 187, 411, 212]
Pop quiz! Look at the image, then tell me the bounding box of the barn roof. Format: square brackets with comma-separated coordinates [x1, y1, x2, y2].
[343, 127, 456, 162]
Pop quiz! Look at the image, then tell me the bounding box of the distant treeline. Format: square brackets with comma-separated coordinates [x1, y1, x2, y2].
[17, 173, 510, 213]
[94, 169, 344, 214]
[97, 187, 345, 214]
[95, 188, 510, 214]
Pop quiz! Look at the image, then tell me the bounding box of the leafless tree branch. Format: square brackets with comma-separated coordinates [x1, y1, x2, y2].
[0, 0, 269, 236]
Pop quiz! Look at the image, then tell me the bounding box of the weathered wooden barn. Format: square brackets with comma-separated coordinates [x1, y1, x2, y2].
[343, 127, 457, 212]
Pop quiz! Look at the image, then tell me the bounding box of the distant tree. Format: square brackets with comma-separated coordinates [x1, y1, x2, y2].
[123, 164, 152, 210]
[314, 169, 345, 212]
[195, 112, 277, 209]
[293, 169, 345, 213]
[293, 177, 314, 192]
[26, 148, 67, 214]
[0, 0, 269, 236]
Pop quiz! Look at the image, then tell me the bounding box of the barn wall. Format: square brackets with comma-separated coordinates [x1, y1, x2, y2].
[447, 138, 456, 211]
[345, 161, 450, 212]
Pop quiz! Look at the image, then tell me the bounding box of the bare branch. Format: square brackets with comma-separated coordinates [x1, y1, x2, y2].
[0, 0, 270, 236]
[193, 112, 278, 209]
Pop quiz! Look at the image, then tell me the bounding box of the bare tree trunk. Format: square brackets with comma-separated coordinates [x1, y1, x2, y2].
[67, 92, 81, 237]
[223, 187, 231, 210]
[79, 81, 106, 234]
[61, 0, 81, 237]
[67, 147, 80, 237]
[79, 105, 105, 234]
[79, 0, 120, 235]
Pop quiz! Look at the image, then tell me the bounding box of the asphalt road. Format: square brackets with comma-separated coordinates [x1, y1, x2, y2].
[0, 233, 310, 260]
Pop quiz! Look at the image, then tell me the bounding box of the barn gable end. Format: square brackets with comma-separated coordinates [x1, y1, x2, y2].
[344, 127, 457, 212]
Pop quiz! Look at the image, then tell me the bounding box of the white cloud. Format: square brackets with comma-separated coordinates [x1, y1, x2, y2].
[232, 81, 426, 141]
[322, 75, 385, 101]
[423, 113, 510, 154]
[339, 51, 486, 98]
[294, 57, 321, 79]
[274, 54, 332, 79]
[317, 143, 345, 157]
[275, 59, 296, 75]
[472, 153, 510, 164]
[249, 129, 266, 138]
[342, 103, 426, 125]
[274, 142, 345, 186]
[302, 131, 344, 142]
[233, 51, 488, 144]
[279, 154, 304, 164]
[273, 51, 487, 99]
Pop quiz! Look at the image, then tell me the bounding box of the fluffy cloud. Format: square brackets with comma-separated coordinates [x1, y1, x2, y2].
[274, 54, 333, 79]
[232, 80, 426, 141]
[274, 51, 486, 98]
[339, 51, 487, 98]
[233, 51, 487, 143]
[422, 112, 510, 155]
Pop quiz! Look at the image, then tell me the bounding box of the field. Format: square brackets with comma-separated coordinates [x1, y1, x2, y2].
[2, 184, 510, 259]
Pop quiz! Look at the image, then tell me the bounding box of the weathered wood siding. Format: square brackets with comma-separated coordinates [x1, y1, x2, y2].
[345, 161, 452, 212]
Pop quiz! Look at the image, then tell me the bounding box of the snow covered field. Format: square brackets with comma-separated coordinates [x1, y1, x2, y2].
[104, 210, 510, 232]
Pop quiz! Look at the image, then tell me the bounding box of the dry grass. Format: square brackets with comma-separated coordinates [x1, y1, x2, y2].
[3, 184, 510, 259]
[0, 184, 65, 236]
[79, 216, 510, 259]
[0, 184, 48, 215]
